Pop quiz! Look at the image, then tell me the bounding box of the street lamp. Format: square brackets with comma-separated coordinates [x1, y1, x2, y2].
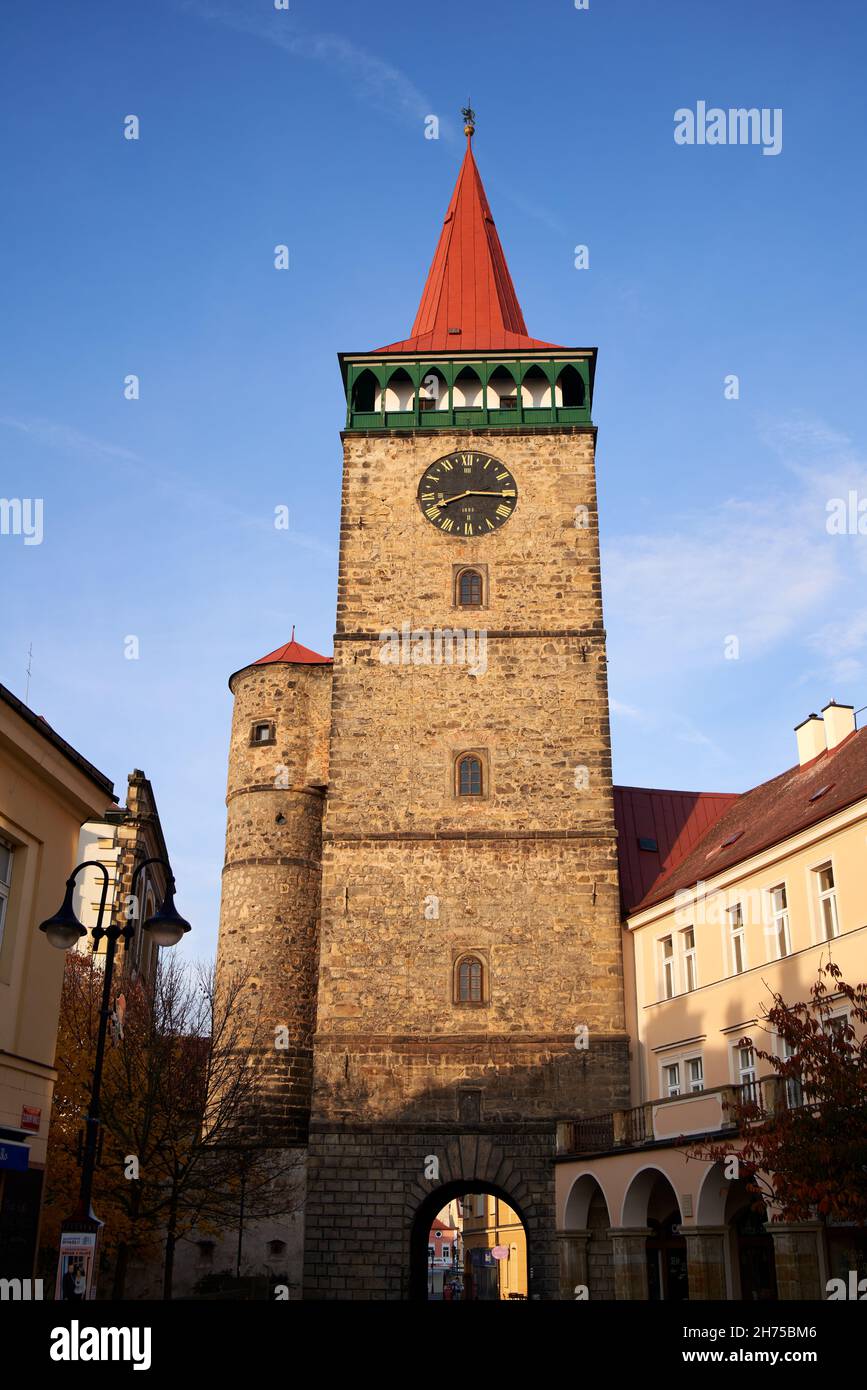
[39, 855, 190, 1297]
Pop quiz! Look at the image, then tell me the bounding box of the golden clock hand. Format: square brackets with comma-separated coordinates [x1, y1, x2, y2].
[439, 489, 513, 504]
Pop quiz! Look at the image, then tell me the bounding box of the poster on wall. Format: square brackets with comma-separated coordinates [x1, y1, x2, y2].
[54, 1228, 100, 1302]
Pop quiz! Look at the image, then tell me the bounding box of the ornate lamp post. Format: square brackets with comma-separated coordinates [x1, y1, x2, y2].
[40, 856, 190, 1299]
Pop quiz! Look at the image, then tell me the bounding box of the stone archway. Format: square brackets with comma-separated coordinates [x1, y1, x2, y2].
[560, 1173, 615, 1299]
[404, 1137, 544, 1301]
[621, 1167, 687, 1302]
[305, 1125, 559, 1299]
[409, 1179, 532, 1301]
[696, 1161, 776, 1301]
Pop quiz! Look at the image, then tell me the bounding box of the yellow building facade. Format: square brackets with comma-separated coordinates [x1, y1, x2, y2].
[556, 702, 867, 1302]
[462, 1193, 528, 1300]
[0, 684, 113, 1278]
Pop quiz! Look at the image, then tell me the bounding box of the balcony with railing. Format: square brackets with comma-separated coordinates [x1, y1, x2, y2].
[341, 354, 595, 433]
[556, 1076, 790, 1157]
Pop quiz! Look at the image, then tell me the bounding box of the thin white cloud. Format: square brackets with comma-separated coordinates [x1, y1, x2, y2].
[0, 415, 143, 464]
[0, 413, 337, 558]
[179, 1, 435, 130]
[610, 697, 642, 718]
[605, 414, 867, 684]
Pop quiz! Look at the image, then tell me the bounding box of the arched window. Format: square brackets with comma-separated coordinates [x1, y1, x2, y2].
[457, 754, 483, 797]
[521, 365, 550, 409]
[457, 955, 484, 1003]
[384, 367, 414, 412]
[351, 369, 377, 413]
[419, 367, 447, 412]
[458, 568, 483, 607]
[453, 366, 483, 409]
[556, 364, 585, 409]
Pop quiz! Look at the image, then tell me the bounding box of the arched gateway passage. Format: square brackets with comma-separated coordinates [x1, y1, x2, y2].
[410, 1181, 531, 1302]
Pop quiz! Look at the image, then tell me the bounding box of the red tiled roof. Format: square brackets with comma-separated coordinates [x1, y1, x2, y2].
[430, 1217, 457, 1235]
[227, 630, 332, 689]
[376, 134, 565, 355]
[626, 726, 867, 914]
[614, 786, 738, 916]
[254, 635, 333, 667]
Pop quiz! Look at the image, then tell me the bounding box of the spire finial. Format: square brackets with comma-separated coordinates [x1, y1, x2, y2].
[291, 624, 295, 642]
[461, 101, 476, 140]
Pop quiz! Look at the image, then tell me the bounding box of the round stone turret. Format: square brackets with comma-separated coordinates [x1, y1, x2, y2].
[216, 634, 332, 1145]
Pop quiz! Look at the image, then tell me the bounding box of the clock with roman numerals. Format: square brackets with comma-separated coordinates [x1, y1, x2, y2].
[417, 450, 518, 536]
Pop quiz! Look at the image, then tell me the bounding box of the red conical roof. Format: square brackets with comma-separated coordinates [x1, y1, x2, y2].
[228, 628, 332, 689]
[254, 628, 332, 667]
[377, 133, 563, 354]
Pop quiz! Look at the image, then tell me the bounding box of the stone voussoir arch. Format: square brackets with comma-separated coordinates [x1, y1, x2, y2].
[405, 1134, 547, 1299]
[404, 1135, 538, 1224]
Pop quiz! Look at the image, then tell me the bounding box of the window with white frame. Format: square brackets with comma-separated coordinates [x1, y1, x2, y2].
[769, 884, 790, 958]
[686, 1056, 704, 1093]
[816, 863, 840, 940]
[728, 903, 746, 975]
[0, 838, 12, 952]
[825, 1009, 849, 1040]
[736, 1044, 757, 1103]
[660, 935, 675, 999]
[781, 1037, 803, 1110]
[662, 1054, 704, 1098]
[681, 926, 697, 992]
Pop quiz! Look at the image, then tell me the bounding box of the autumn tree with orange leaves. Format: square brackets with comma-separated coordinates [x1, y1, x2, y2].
[689, 962, 867, 1224]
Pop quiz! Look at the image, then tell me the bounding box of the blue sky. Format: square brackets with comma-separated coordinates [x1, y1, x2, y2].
[3, 0, 867, 959]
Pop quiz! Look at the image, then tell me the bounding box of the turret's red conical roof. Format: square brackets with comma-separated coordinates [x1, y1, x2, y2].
[376, 133, 563, 354]
[254, 631, 332, 666]
[228, 629, 332, 689]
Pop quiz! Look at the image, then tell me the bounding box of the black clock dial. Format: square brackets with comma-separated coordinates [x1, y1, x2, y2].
[417, 451, 518, 536]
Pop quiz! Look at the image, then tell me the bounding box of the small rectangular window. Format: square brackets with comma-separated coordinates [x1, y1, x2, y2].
[781, 1038, 803, 1110]
[737, 1045, 757, 1104]
[816, 863, 839, 940]
[682, 926, 697, 992]
[687, 1057, 704, 1093]
[498, 395, 517, 410]
[769, 884, 790, 957]
[0, 838, 12, 952]
[728, 903, 746, 975]
[419, 395, 437, 412]
[660, 936, 675, 999]
[664, 1062, 681, 1097]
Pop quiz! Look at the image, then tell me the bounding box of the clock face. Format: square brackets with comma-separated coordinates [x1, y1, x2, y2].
[417, 450, 518, 537]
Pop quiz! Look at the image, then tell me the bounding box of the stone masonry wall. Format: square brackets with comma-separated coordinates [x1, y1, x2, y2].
[216, 660, 331, 1144]
[305, 425, 630, 1297]
[304, 1123, 560, 1300]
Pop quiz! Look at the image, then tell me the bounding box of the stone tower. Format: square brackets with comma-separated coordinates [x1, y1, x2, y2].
[301, 117, 630, 1299]
[216, 635, 332, 1148]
